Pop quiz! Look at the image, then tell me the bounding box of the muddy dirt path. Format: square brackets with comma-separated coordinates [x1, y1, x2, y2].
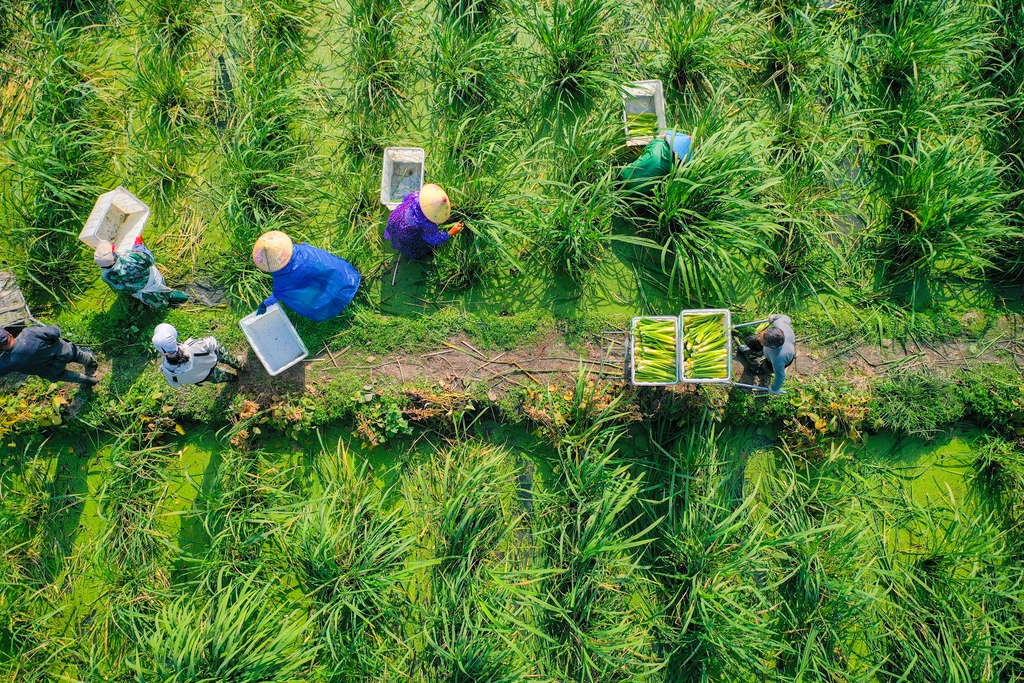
[289, 316, 1024, 398]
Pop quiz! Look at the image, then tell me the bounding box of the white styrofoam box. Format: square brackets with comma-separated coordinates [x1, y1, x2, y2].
[380, 147, 425, 209]
[79, 187, 151, 254]
[239, 304, 309, 376]
[622, 80, 667, 147]
[679, 308, 733, 384]
[629, 315, 680, 387]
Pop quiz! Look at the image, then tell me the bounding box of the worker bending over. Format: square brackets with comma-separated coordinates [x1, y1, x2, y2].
[739, 314, 796, 394]
[385, 184, 464, 260]
[253, 231, 361, 321]
[94, 238, 189, 309]
[619, 130, 694, 195]
[0, 326, 98, 386]
[152, 323, 243, 387]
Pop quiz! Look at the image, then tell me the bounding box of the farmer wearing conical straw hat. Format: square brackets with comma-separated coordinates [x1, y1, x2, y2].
[384, 184, 464, 261]
[94, 237, 189, 309]
[252, 231, 361, 321]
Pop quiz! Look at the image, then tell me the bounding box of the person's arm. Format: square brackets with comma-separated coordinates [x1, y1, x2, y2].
[131, 242, 155, 262]
[257, 295, 278, 315]
[37, 326, 62, 343]
[421, 221, 452, 247]
[192, 337, 219, 355]
[770, 359, 786, 393]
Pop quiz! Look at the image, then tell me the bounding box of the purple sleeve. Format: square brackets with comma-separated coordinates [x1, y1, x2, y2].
[421, 223, 451, 247]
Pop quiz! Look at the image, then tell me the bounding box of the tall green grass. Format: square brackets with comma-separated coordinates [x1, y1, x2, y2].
[870, 137, 1010, 298]
[132, 576, 319, 681]
[1, 17, 106, 303]
[634, 118, 782, 303]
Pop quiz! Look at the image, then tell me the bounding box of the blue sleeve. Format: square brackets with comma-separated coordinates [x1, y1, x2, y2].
[421, 223, 451, 247]
[262, 294, 278, 309]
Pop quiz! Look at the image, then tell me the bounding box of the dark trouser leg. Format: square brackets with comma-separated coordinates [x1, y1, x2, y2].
[54, 369, 98, 385]
[51, 340, 97, 372]
[205, 367, 238, 384]
[215, 345, 243, 370]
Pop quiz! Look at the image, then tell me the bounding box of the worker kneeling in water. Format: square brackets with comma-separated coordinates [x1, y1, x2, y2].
[252, 231, 361, 321]
[385, 183, 464, 260]
[739, 314, 796, 394]
[153, 323, 243, 386]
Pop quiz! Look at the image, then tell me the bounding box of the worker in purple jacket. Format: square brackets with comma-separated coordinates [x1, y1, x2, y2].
[384, 183, 464, 260]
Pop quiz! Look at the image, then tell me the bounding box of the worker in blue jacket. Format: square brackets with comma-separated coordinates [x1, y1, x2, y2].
[252, 231, 361, 321]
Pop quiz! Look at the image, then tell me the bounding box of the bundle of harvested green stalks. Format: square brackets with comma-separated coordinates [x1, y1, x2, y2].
[632, 317, 678, 384]
[682, 312, 729, 379]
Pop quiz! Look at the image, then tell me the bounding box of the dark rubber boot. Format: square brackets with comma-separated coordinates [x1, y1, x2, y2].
[77, 347, 99, 373]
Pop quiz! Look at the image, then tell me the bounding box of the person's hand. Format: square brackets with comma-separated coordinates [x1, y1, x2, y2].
[256, 303, 267, 316]
[448, 222, 464, 236]
[133, 235, 144, 247]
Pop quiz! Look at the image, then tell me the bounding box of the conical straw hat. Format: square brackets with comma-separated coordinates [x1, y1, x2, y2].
[418, 184, 451, 224]
[252, 231, 294, 273]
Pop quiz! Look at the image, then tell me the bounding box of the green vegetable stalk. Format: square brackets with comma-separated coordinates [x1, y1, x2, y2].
[682, 313, 728, 379]
[633, 317, 678, 383]
[626, 112, 658, 138]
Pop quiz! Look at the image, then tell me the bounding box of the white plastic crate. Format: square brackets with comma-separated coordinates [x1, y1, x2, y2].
[380, 147, 425, 209]
[679, 308, 733, 383]
[239, 304, 308, 376]
[622, 80, 667, 147]
[79, 187, 150, 254]
[629, 315, 680, 386]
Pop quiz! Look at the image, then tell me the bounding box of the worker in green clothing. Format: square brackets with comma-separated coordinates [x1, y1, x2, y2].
[94, 238, 189, 309]
[619, 129, 693, 195]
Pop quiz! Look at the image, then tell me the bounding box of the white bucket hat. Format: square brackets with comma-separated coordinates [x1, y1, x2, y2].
[152, 323, 179, 354]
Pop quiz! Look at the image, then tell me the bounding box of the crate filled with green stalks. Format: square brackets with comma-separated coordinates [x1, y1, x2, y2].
[630, 316, 680, 386]
[680, 309, 732, 383]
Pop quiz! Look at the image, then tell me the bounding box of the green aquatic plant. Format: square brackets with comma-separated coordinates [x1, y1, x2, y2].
[523, 0, 621, 112]
[132, 577, 319, 682]
[635, 119, 782, 303]
[143, 0, 208, 57]
[533, 441, 659, 681]
[428, 17, 515, 119]
[347, 0, 408, 117]
[1, 17, 105, 303]
[871, 137, 1012, 299]
[542, 171, 645, 285]
[96, 441, 175, 574]
[285, 441, 415, 677]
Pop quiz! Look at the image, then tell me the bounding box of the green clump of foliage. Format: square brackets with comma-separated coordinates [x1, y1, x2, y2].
[870, 370, 967, 439]
[955, 363, 1024, 435]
